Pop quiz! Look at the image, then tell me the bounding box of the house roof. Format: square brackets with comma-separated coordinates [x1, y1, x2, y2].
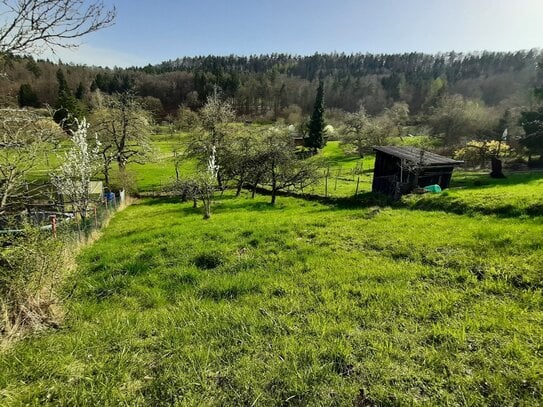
[373, 146, 463, 166]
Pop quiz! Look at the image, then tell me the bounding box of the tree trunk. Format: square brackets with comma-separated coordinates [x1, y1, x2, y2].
[251, 175, 261, 199]
[236, 179, 243, 197]
[203, 199, 211, 219]
[103, 165, 110, 186]
[490, 157, 506, 178]
[357, 140, 364, 158]
[270, 166, 277, 204]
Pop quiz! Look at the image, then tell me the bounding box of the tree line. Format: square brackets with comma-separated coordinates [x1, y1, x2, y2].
[2, 50, 540, 121]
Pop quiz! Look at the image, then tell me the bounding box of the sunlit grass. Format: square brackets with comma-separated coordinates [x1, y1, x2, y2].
[1, 191, 542, 405]
[4, 129, 543, 405]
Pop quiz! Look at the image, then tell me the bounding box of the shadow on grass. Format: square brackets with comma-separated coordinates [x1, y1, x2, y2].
[450, 170, 543, 190]
[134, 170, 543, 219]
[402, 195, 543, 218]
[252, 186, 392, 210]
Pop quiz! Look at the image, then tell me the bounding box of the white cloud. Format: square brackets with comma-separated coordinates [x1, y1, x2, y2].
[43, 44, 146, 68]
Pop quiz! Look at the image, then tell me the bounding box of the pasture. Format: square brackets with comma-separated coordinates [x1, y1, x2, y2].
[2, 128, 543, 405]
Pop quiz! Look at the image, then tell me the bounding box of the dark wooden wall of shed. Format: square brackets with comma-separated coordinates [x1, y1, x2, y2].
[372, 151, 402, 195]
[372, 150, 456, 195]
[373, 151, 401, 177]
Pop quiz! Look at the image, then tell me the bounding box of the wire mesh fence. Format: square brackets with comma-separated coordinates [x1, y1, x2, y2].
[0, 191, 126, 242]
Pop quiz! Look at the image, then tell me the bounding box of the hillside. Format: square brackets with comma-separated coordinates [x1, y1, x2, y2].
[1, 178, 542, 405]
[2, 50, 540, 119]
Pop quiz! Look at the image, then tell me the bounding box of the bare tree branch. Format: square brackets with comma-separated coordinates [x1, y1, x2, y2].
[0, 0, 116, 56]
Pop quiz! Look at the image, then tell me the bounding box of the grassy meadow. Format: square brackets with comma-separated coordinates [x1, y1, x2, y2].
[2, 129, 543, 405]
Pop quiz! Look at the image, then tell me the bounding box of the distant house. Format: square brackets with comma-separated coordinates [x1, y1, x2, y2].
[372, 146, 463, 197]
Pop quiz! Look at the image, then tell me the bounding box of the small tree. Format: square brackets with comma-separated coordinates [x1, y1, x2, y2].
[51, 118, 100, 221]
[90, 93, 153, 185]
[261, 128, 321, 204]
[175, 106, 200, 131]
[165, 179, 199, 208]
[199, 90, 235, 145]
[220, 128, 262, 196]
[342, 108, 369, 158]
[188, 91, 235, 188]
[306, 80, 326, 153]
[519, 108, 543, 161]
[0, 109, 60, 217]
[196, 146, 219, 219]
[466, 110, 512, 178]
[454, 140, 510, 169]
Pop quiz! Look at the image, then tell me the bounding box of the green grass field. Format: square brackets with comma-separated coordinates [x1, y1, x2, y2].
[1, 184, 542, 405]
[3, 132, 543, 405]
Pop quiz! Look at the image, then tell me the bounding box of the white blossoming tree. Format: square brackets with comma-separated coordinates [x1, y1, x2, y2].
[51, 118, 100, 222]
[197, 145, 219, 219]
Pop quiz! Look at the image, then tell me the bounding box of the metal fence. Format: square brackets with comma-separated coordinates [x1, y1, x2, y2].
[0, 190, 126, 241]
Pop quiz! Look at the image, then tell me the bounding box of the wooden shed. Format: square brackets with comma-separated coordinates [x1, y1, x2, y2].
[292, 135, 306, 147]
[372, 146, 463, 197]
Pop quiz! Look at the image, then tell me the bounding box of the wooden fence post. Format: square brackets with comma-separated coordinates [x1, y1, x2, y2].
[50, 214, 57, 238]
[324, 168, 330, 197]
[355, 176, 360, 196]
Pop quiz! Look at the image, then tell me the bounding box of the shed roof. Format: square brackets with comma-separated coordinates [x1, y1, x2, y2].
[373, 146, 463, 166]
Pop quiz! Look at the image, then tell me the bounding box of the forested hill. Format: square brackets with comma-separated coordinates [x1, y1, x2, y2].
[150, 51, 538, 81]
[2, 50, 541, 119]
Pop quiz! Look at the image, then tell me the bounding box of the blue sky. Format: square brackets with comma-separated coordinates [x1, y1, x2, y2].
[52, 0, 543, 67]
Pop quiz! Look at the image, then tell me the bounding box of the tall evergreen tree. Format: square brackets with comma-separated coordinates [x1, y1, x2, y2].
[17, 83, 40, 107]
[307, 80, 326, 152]
[53, 68, 81, 128]
[75, 81, 85, 100]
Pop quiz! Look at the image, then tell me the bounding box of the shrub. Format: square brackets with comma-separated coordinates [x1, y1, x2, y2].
[0, 225, 68, 340]
[454, 140, 510, 167]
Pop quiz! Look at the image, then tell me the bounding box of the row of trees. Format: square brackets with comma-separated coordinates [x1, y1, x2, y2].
[169, 94, 324, 217]
[2, 50, 540, 122]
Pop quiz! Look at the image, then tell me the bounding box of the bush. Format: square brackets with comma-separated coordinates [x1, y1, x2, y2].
[110, 170, 138, 194]
[454, 140, 510, 168]
[0, 225, 68, 339]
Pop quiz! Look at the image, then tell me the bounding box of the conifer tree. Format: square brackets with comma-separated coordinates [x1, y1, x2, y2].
[17, 83, 40, 107]
[75, 82, 85, 100]
[53, 69, 81, 129]
[307, 80, 326, 153]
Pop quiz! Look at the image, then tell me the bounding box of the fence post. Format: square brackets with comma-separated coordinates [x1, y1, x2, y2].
[94, 207, 98, 228]
[324, 168, 329, 197]
[355, 176, 360, 196]
[50, 214, 57, 238]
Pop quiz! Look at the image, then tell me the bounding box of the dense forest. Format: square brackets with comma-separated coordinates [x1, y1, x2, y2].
[2, 51, 541, 120]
